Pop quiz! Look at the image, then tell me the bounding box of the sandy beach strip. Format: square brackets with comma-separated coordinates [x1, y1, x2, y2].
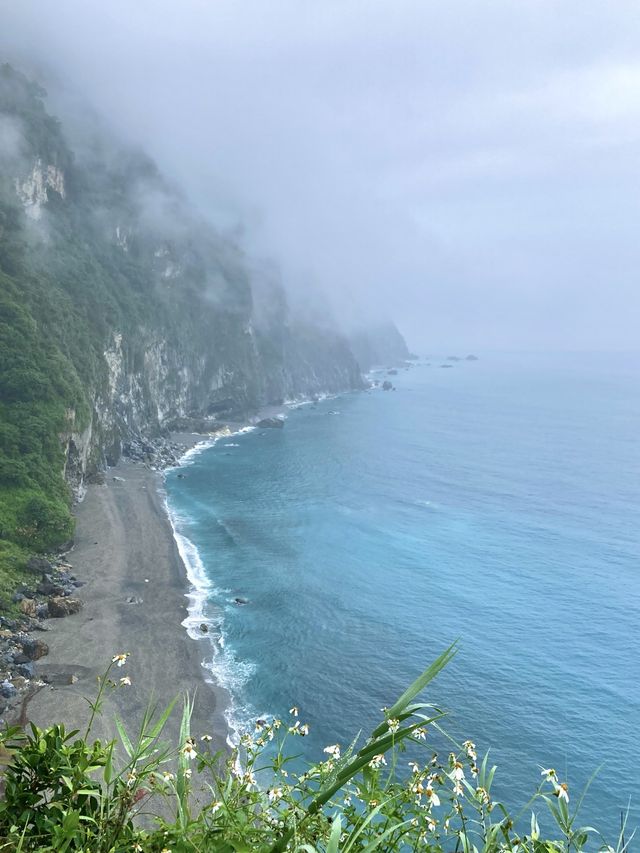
[26, 440, 230, 754]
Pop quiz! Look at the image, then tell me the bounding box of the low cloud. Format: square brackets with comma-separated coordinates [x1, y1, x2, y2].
[1, 0, 639, 350]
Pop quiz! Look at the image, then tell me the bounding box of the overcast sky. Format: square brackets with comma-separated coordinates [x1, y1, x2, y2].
[2, 0, 640, 351]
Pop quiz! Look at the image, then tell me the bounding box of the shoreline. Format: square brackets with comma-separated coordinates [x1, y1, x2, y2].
[24, 395, 342, 750]
[25, 431, 231, 752]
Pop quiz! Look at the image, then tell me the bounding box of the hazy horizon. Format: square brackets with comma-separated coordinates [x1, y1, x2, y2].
[1, 1, 640, 352]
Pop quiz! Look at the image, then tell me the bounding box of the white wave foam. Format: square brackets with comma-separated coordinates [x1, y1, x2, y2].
[164, 489, 259, 746]
[166, 425, 257, 472]
[224, 443, 240, 447]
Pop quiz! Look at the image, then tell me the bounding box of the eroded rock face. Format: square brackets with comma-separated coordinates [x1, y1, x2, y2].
[15, 158, 65, 220]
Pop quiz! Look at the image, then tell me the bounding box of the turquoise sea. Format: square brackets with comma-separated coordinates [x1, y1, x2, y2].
[165, 352, 640, 836]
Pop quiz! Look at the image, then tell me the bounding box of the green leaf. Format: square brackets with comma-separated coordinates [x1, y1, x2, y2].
[114, 716, 134, 758]
[326, 816, 342, 853]
[386, 641, 457, 717]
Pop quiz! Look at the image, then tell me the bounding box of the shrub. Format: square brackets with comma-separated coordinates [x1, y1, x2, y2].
[14, 494, 74, 551]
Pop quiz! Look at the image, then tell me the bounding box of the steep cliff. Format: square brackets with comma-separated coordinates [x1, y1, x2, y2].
[349, 321, 414, 371]
[0, 64, 363, 570]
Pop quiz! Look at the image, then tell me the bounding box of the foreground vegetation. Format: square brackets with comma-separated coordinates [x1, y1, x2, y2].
[0, 645, 629, 852]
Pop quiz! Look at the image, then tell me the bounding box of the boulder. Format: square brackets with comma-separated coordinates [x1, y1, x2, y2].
[48, 597, 83, 618]
[19, 599, 37, 617]
[21, 638, 49, 661]
[37, 576, 65, 596]
[256, 417, 284, 429]
[382, 381, 393, 391]
[200, 623, 209, 633]
[0, 681, 16, 700]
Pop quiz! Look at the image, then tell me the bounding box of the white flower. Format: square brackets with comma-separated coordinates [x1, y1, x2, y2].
[425, 785, 440, 807]
[112, 653, 129, 667]
[126, 771, 137, 788]
[408, 761, 420, 774]
[453, 781, 463, 797]
[476, 786, 490, 805]
[289, 706, 299, 716]
[200, 734, 213, 742]
[369, 754, 387, 769]
[323, 744, 341, 759]
[387, 718, 400, 733]
[299, 724, 310, 736]
[463, 739, 477, 761]
[182, 739, 197, 760]
[184, 767, 192, 779]
[119, 675, 131, 686]
[555, 782, 569, 803]
[267, 787, 283, 801]
[452, 762, 465, 781]
[210, 801, 223, 815]
[413, 726, 427, 740]
[541, 767, 557, 782]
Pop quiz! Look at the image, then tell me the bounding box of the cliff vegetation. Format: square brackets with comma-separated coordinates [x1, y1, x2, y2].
[0, 63, 374, 604]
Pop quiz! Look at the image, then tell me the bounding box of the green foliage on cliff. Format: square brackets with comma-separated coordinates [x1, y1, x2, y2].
[0, 648, 627, 852]
[0, 267, 80, 572]
[0, 64, 219, 573]
[0, 62, 364, 600]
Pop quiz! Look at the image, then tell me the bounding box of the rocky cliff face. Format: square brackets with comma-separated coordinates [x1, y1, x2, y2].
[0, 63, 364, 497]
[349, 321, 414, 371]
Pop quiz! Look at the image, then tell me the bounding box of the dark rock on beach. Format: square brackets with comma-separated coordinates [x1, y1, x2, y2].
[20, 638, 49, 661]
[0, 681, 17, 700]
[382, 380, 393, 391]
[47, 597, 83, 618]
[37, 576, 65, 597]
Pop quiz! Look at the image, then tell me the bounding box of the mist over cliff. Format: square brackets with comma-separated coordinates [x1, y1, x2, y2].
[0, 64, 411, 573]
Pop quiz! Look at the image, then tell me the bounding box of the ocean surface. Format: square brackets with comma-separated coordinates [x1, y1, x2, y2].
[165, 352, 640, 837]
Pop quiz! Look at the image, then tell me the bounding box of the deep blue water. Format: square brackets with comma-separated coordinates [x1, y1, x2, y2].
[165, 353, 640, 838]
